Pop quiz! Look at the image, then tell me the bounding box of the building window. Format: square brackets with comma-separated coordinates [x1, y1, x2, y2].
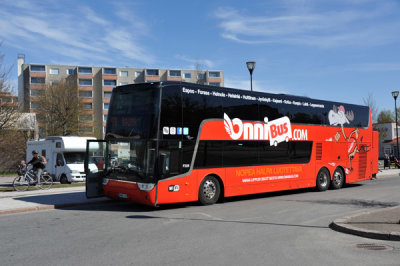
[78, 79, 92, 86]
[184, 73, 191, 79]
[103, 79, 116, 86]
[79, 114, 93, 121]
[169, 70, 181, 77]
[104, 103, 109, 110]
[78, 90, 93, 98]
[83, 103, 92, 109]
[49, 68, 59, 75]
[30, 77, 45, 84]
[30, 65, 45, 72]
[103, 114, 108, 121]
[146, 69, 159, 76]
[209, 72, 220, 78]
[30, 102, 42, 109]
[67, 69, 75, 75]
[135, 71, 143, 78]
[209, 82, 220, 86]
[49, 80, 59, 86]
[103, 68, 116, 74]
[198, 73, 204, 79]
[119, 82, 128, 86]
[120, 71, 128, 77]
[30, 90, 45, 97]
[103, 91, 112, 98]
[78, 67, 92, 74]
[36, 114, 46, 122]
[79, 127, 93, 134]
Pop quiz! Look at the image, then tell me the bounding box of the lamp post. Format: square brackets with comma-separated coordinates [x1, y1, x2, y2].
[246, 61, 256, 92]
[392, 91, 399, 159]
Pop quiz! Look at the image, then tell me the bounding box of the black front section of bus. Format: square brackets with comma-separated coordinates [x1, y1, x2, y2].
[102, 83, 162, 183]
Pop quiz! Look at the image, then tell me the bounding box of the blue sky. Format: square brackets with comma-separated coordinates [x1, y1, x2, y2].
[1, 0, 400, 118]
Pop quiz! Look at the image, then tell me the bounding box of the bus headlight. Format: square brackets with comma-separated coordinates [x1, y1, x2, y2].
[137, 183, 155, 191]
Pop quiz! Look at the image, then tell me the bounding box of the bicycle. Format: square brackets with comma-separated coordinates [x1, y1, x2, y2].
[13, 165, 53, 191]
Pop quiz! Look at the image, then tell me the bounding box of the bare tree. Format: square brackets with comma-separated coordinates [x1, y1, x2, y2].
[39, 78, 82, 136]
[363, 92, 378, 123]
[0, 45, 26, 171]
[195, 61, 205, 84]
[0, 46, 20, 131]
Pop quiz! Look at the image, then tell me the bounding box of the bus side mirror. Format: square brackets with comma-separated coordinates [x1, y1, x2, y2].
[158, 153, 167, 176]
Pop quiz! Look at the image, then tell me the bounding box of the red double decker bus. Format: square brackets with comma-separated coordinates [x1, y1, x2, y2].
[85, 82, 379, 206]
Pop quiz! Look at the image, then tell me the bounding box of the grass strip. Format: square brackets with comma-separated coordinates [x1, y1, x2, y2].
[0, 182, 85, 192]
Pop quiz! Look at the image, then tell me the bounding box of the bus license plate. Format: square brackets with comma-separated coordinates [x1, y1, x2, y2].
[118, 193, 128, 199]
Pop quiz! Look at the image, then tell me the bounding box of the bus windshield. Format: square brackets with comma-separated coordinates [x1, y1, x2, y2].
[106, 139, 156, 181]
[106, 85, 160, 138]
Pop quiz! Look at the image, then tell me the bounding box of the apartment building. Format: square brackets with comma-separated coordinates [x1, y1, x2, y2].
[0, 91, 18, 109]
[17, 55, 224, 138]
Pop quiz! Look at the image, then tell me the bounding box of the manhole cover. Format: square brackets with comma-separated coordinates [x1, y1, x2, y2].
[355, 243, 393, 251]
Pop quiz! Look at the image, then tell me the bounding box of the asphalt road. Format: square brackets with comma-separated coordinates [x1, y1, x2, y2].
[1, 176, 400, 266]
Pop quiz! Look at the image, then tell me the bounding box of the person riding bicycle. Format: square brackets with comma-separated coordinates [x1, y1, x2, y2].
[27, 150, 47, 185]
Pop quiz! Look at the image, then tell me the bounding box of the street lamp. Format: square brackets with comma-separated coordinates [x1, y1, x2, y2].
[246, 61, 256, 92]
[392, 90, 399, 159]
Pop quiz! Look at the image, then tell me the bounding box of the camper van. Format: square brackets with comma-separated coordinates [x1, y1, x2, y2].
[26, 136, 97, 183]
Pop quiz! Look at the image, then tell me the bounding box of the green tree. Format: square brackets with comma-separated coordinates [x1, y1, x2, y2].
[377, 109, 393, 123]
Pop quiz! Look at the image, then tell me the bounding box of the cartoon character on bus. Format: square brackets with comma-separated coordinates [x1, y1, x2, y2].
[328, 105, 370, 173]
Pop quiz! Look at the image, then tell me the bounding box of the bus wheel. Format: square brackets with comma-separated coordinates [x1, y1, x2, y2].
[316, 168, 330, 191]
[331, 167, 345, 189]
[199, 175, 220, 205]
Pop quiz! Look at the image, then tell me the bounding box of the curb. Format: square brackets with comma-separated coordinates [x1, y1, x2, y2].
[330, 209, 400, 241]
[0, 199, 111, 216]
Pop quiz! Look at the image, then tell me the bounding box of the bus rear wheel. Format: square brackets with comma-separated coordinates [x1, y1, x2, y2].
[316, 168, 330, 191]
[199, 175, 220, 205]
[331, 167, 345, 189]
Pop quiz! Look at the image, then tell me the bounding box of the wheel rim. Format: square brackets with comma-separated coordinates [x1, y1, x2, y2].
[333, 171, 343, 186]
[319, 172, 328, 187]
[203, 179, 216, 200]
[14, 176, 29, 191]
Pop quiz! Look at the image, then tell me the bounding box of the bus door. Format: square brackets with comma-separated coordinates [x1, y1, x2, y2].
[85, 140, 107, 198]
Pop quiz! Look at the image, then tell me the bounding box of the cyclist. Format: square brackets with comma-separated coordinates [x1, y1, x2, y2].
[27, 150, 47, 185]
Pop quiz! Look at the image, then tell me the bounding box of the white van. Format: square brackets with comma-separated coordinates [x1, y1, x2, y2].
[26, 136, 97, 183]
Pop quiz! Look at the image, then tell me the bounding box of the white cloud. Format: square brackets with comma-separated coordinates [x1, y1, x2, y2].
[175, 55, 216, 69]
[0, 1, 155, 65]
[347, 63, 400, 72]
[214, 3, 400, 47]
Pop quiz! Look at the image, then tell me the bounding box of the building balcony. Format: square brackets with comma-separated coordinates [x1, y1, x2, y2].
[77, 74, 93, 79]
[29, 72, 46, 78]
[208, 77, 222, 83]
[145, 76, 160, 82]
[29, 84, 46, 89]
[167, 76, 182, 82]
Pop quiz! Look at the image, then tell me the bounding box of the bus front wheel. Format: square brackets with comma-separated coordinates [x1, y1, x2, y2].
[198, 175, 220, 205]
[316, 168, 330, 191]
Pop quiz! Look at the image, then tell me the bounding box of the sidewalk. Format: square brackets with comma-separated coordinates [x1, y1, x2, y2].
[330, 167, 400, 241]
[0, 176, 110, 215]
